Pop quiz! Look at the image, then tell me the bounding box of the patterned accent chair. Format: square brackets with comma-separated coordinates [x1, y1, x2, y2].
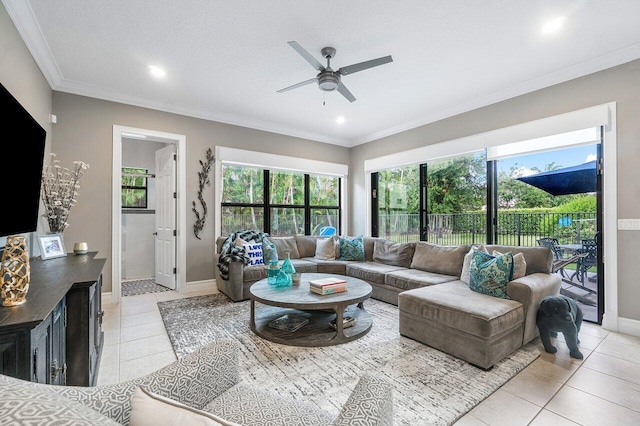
[0, 339, 393, 426]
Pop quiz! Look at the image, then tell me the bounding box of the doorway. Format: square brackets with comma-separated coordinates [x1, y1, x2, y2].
[491, 138, 603, 323]
[111, 125, 187, 304]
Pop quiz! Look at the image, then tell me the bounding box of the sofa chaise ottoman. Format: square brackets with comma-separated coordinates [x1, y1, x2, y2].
[398, 245, 561, 369]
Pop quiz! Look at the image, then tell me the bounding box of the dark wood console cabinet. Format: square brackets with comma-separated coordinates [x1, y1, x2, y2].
[0, 252, 105, 386]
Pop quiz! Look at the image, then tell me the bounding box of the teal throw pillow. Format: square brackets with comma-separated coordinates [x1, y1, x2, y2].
[468, 250, 514, 299]
[262, 237, 278, 264]
[338, 235, 365, 261]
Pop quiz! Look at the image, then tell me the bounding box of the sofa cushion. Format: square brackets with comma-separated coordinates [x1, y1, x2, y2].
[294, 235, 318, 258]
[410, 242, 470, 276]
[469, 251, 514, 299]
[204, 383, 334, 426]
[131, 386, 238, 426]
[339, 235, 365, 261]
[270, 237, 300, 259]
[385, 268, 458, 291]
[243, 265, 268, 282]
[286, 259, 317, 273]
[315, 236, 337, 260]
[346, 261, 405, 284]
[0, 375, 120, 425]
[398, 281, 524, 339]
[373, 240, 416, 268]
[486, 245, 552, 274]
[460, 245, 488, 284]
[305, 258, 350, 275]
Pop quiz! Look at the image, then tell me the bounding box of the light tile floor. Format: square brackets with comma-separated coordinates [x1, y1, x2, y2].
[99, 291, 640, 425]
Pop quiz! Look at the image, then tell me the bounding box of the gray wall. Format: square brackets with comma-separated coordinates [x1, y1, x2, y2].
[0, 3, 52, 251]
[51, 91, 350, 291]
[350, 59, 640, 321]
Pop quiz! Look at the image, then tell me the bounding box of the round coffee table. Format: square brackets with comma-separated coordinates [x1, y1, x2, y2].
[249, 273, 372, 347]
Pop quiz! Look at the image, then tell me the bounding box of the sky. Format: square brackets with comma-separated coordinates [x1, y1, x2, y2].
[497, 144, 598, 177]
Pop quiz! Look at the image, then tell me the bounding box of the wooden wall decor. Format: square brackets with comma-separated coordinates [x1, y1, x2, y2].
[0, 235, 31, 306]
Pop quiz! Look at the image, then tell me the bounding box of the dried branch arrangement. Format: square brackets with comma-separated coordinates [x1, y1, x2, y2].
[41, 153, 90, 233]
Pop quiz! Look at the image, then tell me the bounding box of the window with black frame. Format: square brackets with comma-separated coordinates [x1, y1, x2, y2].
[122, 167, 149, 208]
[221, 164, 340, 236]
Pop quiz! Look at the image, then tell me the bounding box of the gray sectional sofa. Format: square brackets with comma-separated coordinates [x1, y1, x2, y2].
[214, 235, 561, 368]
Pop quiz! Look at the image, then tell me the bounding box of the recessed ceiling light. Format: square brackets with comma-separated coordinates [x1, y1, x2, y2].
[541, 17, 566, 35]
[147, 65, 166, 78]
[336, 116, 346, 124]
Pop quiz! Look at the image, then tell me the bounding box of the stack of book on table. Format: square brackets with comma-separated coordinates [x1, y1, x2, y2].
[309, 277, 348, 295]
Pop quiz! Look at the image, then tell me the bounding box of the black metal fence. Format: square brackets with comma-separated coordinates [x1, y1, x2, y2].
[379, 211, 596, 246]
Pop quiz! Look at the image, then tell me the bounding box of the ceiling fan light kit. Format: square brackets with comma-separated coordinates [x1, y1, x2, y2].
[278, 41, 393, 103]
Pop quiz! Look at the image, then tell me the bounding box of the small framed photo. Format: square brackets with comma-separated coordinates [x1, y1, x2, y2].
[38, 233, 67, 260]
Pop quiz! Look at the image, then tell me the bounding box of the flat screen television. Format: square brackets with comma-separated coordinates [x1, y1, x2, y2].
[0, 82, 46, 238]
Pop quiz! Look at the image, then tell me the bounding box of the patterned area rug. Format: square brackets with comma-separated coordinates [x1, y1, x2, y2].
[158, 294, 539, 425]
[122, 279, 171, 296]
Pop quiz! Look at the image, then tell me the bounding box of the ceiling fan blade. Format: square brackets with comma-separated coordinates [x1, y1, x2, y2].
[287, 41, 325, 71]
[337, 82, 356, 102]
[338, 55, 393, 76]
[277, 78, 317, 93]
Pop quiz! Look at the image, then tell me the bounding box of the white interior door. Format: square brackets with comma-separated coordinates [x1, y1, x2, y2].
[155, 145, 176, 289]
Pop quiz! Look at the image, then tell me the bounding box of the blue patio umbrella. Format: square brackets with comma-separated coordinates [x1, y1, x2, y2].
[516, 160, 597, 196]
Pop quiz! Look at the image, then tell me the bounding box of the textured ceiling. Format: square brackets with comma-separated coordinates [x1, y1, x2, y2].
[8, 0, 640, 146]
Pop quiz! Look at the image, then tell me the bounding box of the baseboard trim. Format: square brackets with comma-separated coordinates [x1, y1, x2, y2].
[618, 317, 640, 337]
[185, 279, 217, 293]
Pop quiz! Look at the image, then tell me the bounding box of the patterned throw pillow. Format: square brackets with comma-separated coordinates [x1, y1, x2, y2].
[262, 237, 278, 264]
[493, 250, 527, 280]
[469, 250, 514, 299]
[338, 235, 365, 261]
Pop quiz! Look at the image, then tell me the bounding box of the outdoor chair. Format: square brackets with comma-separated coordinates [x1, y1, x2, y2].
[571, 239, 598, 287]
[537, 237, 572, 278]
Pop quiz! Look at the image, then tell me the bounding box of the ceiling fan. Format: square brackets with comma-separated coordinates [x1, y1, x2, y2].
[277, 41, 393, 103]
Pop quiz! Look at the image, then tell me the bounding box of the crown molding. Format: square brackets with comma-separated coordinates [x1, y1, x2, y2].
[54, 79, 350, 146]
[2, 0, 62, 88]
[350, 42, 640, 146]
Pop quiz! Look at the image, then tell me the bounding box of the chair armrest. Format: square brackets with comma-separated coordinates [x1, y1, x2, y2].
[507, 273, 561, 344]
[332, 374, 393, 426]
[216, 259, 246, 301]
[48, 338, 240, 426]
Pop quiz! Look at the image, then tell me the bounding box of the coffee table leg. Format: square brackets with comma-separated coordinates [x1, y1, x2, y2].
[335, 306, 345, 337]
[250, 299, 256, 330]
[357, 302, 364, 309]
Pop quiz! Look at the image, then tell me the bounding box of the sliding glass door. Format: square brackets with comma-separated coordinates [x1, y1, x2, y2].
[371, 128, 604, 323]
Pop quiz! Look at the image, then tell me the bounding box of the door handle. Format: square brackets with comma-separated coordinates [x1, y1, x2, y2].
[152, 232, 158, 235]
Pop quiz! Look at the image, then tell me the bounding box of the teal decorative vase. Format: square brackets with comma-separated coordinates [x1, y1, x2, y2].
[281, 251, 296, 276]
[274, 269, 291, 287]
[267, 260, 280, 286]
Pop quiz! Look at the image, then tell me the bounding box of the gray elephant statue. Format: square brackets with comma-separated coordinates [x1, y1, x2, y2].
[536, 295, 584, 359]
